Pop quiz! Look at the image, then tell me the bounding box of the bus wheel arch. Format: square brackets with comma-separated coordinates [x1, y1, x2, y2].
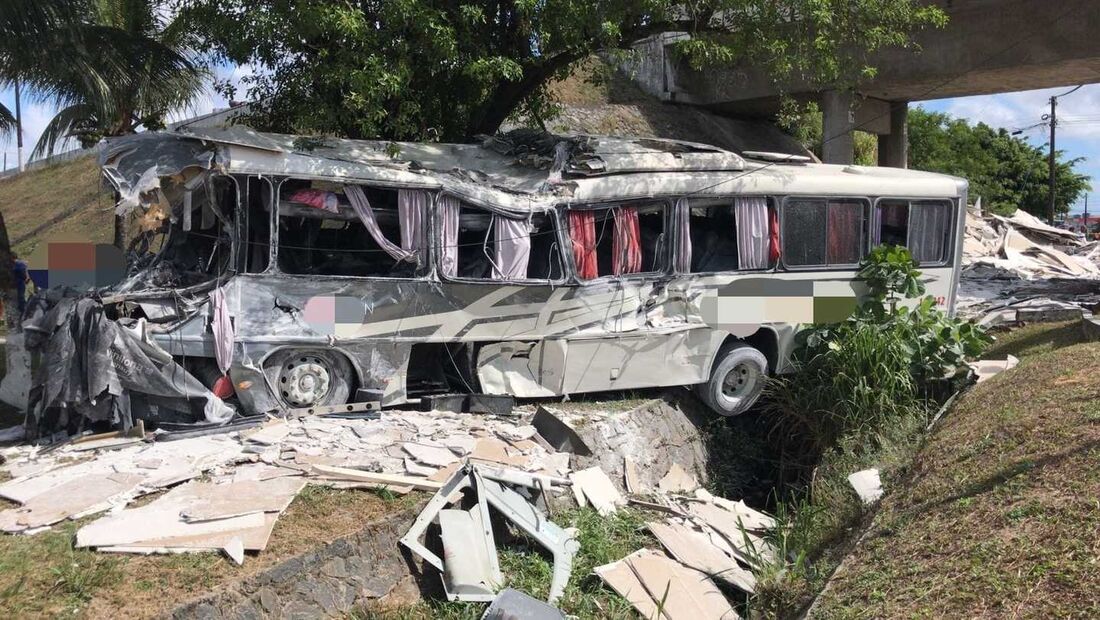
[263, 348, 355, 408]
[697, 329, 777, 417]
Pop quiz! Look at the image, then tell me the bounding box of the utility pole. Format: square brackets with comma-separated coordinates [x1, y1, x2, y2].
[13, 81, 23, 172]
[1047, 95, 1057, 225]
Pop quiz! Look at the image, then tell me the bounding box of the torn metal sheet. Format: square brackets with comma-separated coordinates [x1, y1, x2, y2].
[400, 462, 578, 604]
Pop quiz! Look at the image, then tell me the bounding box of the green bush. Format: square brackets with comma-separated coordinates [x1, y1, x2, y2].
[764, 245, 990, 458]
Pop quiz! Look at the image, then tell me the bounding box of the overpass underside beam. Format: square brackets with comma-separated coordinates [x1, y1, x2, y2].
[821, 92, 907, 168]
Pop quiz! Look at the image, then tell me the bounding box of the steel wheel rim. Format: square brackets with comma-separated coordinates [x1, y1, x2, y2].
[279, 355, 332, 407]
[721, 361, 758, 399]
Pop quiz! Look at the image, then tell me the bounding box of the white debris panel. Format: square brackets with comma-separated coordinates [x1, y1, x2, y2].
[958, 208, 1100, 326]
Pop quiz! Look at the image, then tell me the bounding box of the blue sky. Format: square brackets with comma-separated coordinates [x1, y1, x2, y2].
[921, 84, 1100, 215]
[1, 74, 1097, 213]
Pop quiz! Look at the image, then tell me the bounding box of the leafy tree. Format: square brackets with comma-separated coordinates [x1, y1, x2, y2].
[178, 0, 946, 141]
[908, 108, 1091, 218]
[23, 0, 207, 158]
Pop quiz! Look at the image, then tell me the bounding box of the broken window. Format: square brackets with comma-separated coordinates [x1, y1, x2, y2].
[243, 176, 272, 273]
[444, 199, 564, 281]
[136, 173, 236, 287]
[873, 199, 952, 264]
[276, 180, 426, 278]
[686, 197, 779, 272]
[567, 203, 666, 280]
[782, 198, 866, 267]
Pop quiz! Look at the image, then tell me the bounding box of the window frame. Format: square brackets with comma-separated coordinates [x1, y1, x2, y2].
[682, 194, 778, 276]
[779, 195, 870, 271]
[561, 198, 673, 284]
[268, 176, 435, 281]
[435, 192, 570, 286]
[871, 197, 955, 267]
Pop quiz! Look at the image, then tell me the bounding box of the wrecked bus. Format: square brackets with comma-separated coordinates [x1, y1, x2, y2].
[45, 127, 964, 428]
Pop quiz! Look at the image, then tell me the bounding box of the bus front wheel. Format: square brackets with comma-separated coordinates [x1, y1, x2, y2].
[696, 342, 768, 417]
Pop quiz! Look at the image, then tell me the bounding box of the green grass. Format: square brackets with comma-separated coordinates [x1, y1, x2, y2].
[981, 320, 1082, 360]
[0, 520, 121, 617]
[808, 322, 1098, 619]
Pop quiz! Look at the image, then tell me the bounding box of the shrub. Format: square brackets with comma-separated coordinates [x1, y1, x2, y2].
[764, 245, 990, 460]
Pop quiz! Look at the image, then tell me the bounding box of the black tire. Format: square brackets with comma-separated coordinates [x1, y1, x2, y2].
[265, 349, 353, 408]
[695, 342, 768, 417]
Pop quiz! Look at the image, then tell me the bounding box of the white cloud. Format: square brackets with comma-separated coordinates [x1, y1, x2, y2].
[928, 84, 1100, 140]
[0, 99, 57, 168]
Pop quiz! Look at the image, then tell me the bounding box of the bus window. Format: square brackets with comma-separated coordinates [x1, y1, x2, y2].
[687, 197, 778, 272]
[276, 181, 426, 278]
[567, 203, 666, 280]
[873, 199, 951, 264]
[444, 199, 564, 281]
[783, 198, 865, 267]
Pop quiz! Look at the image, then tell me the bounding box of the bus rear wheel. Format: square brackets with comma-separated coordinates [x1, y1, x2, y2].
[266, 349, 353, 409]
[696, 342, 767, 417]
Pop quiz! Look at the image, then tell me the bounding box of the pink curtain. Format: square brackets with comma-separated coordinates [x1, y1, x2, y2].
[492, 216, 531, 279]
[734, 197, 769, 270]
[398, 189, 428, 252]
[344, 185, 413, 263]
[438, 195, 461, 277]
[674, 197, 692, 272]
[211, 287, 234, 375]
[612, 207, 642, 274]
[569, 210, 598, 279]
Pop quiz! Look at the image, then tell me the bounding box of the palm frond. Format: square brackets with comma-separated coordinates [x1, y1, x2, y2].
[0, 103, 15, 137]
[30, 103, 98, 160]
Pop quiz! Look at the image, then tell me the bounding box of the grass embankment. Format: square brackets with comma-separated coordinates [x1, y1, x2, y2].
[0, 155, 113, 257]
[0, 486, 416, 618]
[809, 321, 1099, 618]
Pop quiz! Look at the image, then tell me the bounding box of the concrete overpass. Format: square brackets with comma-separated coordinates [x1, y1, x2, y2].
[624, 0, 1100, 166]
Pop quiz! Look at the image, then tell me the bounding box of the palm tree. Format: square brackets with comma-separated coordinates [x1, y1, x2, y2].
[25, 0, 207, 159]
[0, 1, 80, 140]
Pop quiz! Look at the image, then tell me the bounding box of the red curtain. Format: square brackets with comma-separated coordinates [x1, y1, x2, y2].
[768, 207, 781, 263]
[612, 207, 642, 275]
[569, 210, 598, 279]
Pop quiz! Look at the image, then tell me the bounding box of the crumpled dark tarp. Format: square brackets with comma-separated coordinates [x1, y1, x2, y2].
[24, 297, 234, 433]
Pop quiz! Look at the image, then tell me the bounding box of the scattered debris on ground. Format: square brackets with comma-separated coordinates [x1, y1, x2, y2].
[846, 468, 884, 505]
[958, 208, 1100, 326]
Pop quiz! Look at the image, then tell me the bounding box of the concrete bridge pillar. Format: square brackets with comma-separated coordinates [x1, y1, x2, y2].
[821, 90, 855, 165]
[877, 101, 909, 168]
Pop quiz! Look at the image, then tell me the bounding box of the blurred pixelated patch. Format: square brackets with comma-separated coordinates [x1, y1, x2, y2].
[302, 296, 365, 337]
[26, 242, 125, 290]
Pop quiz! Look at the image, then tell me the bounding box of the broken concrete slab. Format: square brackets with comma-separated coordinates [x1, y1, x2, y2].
[180, 475, 307, 522]
[403, 442, 459, 467]
[658, 462, 699, 494]
[647, 521, 756, 593]
[969, 355, 1020, 383]
[687, 501, 778, 567]
[594, 550, 663, 619]
[564, 394, 711, 495]
[0, 472, 145, 532]
[847, 468, 884, 505]
[625, 549, 740, 620]
[571, 466, 625, 516]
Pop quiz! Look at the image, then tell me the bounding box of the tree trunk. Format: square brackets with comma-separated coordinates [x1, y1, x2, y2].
[113, 213, 127, 252]
[0, 212, 14, 329]
[465, 52, 584, 138]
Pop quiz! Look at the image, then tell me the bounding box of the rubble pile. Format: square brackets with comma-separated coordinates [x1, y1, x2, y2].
[0, 408, 569, 565]
[958, 208, 1100, 326]
[0, 400, 784, 616]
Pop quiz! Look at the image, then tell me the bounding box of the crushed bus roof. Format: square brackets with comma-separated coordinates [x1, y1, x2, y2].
[101, 126, 967, 214]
